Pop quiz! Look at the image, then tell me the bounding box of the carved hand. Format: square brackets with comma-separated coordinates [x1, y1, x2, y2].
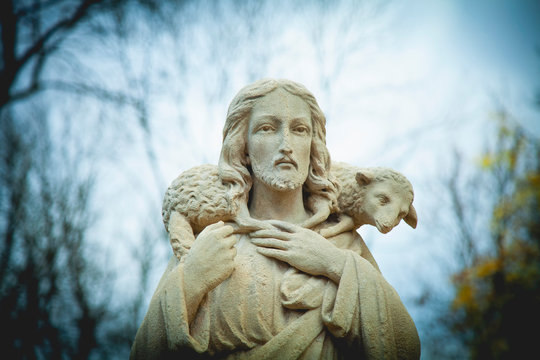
[251, 220, 346, 283]
[183, 221, 237, 317]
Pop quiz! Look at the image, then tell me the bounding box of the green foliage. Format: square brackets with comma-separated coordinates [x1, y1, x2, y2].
[450, 114, 540, 359]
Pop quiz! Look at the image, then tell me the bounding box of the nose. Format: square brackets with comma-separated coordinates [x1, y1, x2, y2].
[394, 209, 408, 227]
[279, 130, 292, 155]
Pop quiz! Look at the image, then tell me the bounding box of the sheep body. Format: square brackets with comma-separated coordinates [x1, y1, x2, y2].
[162, 164, 236, 236]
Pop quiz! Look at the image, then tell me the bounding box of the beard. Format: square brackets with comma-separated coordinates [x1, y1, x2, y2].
[251, 161, 307, 191]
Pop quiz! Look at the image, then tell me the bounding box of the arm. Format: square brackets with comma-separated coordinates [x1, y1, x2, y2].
[182, 222, 236, 323]
[130, 222, 237, 359]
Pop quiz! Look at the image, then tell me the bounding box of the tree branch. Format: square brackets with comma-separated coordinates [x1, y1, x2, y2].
[16, 0, 102, 72]
[9, 79, 139, 107]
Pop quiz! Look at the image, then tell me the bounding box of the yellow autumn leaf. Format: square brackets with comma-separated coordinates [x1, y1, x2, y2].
[453, 284, 476, 309]
[475, 259, 501, 278]
[480, 154, 493, 169]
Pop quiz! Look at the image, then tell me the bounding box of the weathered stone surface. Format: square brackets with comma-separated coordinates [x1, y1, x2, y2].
[131, 79, 421, 359]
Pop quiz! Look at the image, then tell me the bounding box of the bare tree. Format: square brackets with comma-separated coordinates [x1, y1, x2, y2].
[0, 0, 106, 107]
[0, 107, 114, 358]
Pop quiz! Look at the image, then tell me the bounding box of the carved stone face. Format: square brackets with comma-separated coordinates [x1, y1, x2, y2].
[247, 88, 312, 191]
[361, 180, 414, 234]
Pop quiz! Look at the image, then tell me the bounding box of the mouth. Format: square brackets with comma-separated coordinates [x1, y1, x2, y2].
[375, 220, 391, 234]
[274, 158, 297, 169]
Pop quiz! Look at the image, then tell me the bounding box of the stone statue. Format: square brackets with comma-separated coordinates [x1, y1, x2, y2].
[130, 79, 421, 359]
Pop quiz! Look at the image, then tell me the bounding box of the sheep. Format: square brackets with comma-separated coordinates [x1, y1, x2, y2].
[319, 162, 417, 238]
[162, 162, 417, 260]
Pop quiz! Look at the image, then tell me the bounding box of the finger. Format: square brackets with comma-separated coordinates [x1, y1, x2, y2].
[251, 237, 289, 250]
[251, 229, 291, 240]
[267, 220, 300, 233]
[202, 220, 225, 233]
[213, 223, 235, 237]
[222, 234, 237, 248]
[256, 247, 289, 262]
[225, 221, 241, 232]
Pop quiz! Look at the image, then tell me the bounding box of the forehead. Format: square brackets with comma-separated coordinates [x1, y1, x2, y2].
[370, 181, 413, 203]
[250, 88, 311, 125]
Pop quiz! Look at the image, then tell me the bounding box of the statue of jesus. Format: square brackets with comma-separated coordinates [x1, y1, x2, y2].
[130, 79, 420, 359]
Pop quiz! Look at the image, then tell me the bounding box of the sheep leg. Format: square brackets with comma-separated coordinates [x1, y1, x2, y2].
[233, 202, 276, 233]
[168, 211, 196, 261]
[319, 214, 355, 238]
[300, 206, 331, 230]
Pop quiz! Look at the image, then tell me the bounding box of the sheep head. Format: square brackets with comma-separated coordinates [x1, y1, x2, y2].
[355, 169, 417, 234]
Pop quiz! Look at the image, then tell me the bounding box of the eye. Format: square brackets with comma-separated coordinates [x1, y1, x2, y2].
[293, 126, 310, 134]
[258, 124, 275, 133]
[377, 194, 390, 205]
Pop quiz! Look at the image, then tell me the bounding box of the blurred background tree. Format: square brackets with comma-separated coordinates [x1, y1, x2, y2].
[0, 107, 108, 358]
[416, 108, 540, 359]
[0, 0, 170, 358]
[449, 113, 540, 359]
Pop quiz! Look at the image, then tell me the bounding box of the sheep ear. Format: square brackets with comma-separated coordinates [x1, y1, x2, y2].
[355, 171, 372, 186]
[404, 204, 418, 229]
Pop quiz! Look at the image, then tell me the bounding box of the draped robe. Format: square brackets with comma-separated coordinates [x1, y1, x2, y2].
[130, 225, 420, 359]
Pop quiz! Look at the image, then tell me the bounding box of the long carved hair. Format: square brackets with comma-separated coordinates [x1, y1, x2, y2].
[218, 79, 339, 217]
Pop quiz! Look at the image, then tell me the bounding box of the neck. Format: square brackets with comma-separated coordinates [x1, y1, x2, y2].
[249, 178, 310, 224]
